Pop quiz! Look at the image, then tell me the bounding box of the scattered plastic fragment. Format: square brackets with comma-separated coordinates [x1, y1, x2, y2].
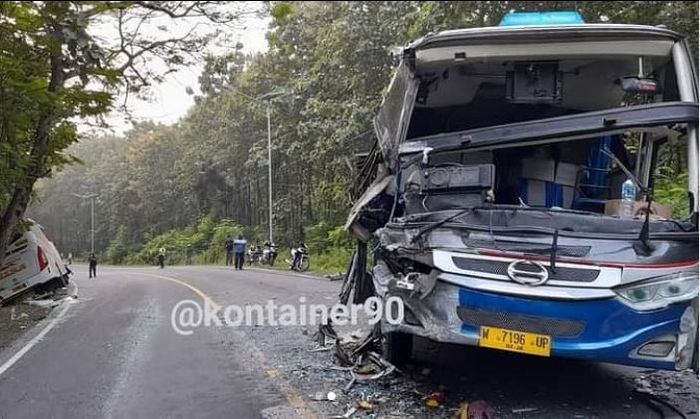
[424, 389, 444, 408]
[425, 398, 440, 408]
[357, 400, 373, 410]
[356, 364, 376, 375]
[512, 407, 538, 414]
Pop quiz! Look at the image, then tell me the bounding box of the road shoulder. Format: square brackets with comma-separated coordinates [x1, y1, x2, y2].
[0, 282, 78, 371]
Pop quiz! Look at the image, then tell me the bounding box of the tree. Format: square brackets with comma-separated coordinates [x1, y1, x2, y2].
[0, 1, 254, 264]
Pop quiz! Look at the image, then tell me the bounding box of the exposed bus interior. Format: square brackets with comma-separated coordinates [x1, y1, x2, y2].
[396, 42, 692, 223]
[401, 127, 691, 224]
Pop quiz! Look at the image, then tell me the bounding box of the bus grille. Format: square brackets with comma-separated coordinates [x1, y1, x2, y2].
[457, 306, 585, 338]
[452, 257, 599, 282]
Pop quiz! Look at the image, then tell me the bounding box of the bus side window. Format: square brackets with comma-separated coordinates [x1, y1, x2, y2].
[650, 135, 689, 219]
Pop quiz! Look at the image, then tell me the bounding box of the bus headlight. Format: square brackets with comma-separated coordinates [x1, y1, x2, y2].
[615, 272, 698, 311]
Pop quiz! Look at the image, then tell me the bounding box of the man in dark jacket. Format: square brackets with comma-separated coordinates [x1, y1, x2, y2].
[88, 253, 97, 278]
[225, 238, 234, 266]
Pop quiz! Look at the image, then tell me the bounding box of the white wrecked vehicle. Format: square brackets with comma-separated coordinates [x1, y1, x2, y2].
[0, 220, 71, 303]
[344, 12, 699, 372]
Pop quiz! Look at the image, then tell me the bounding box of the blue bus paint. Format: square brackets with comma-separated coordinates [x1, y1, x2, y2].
[458, 287, 688, 369]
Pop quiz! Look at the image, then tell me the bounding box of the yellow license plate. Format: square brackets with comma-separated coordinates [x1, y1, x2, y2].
[479, 326, 551, 357]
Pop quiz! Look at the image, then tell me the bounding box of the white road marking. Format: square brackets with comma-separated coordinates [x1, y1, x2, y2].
[0, 297, 74, 378]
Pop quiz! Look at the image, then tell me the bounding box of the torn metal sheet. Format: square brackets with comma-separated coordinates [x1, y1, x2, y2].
[344, 175, 394, 241]
[373, 62, 419, 165]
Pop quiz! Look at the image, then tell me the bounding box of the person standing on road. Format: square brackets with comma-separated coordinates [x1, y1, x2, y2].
[158, 247, 166, 269]
[233, 234, 247, 270]
[225, 237, 234, 266]
[186, 244, 193, 265]
[88, 253, 97, 278]
[67, 252, 73, 265]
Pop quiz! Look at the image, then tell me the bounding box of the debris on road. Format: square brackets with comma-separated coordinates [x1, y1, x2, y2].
[425, 397, 440, 408]
[338, 328, 365, 345]
[356, 364, 375, 375]
[329, 406, 357, 419]
[356, 400, 373, 410]
[633, 389, 690, 419]
[9, 308, 29, 321]
[310, 391, 338, 402]
[0, 281, 76, 351]
[634, 376, 654, 394]
[469, 400, 495, 418]
[0, 301, 52, 351]
[23, 299, 61, 308]
[314, 322, 338, 346]
[326, 273, 345, 282]
[319, 323, 399, 387]
[424, 388, 445, 408]
[512, 407, 538, 414]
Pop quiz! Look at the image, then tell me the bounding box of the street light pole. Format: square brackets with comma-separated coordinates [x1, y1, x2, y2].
[228, 88, 288, 245]
[266, 101, 274, 244]
[90, 196, 95, 254]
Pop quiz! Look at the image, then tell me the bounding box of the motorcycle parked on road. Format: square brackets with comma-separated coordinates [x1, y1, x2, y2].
[248, 245, 263, 265]
[261, 242, 279, 266]
[287, 244, 310, 272]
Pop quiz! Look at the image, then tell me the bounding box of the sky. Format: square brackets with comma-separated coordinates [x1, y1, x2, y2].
[97, 7, 270, 135]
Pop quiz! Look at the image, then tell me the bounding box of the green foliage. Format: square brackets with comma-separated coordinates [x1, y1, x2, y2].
[105, 226, 132, 264]
[305, 221, 353, 253]
[125, 217, 244, 266]
[199, 219, 244, 264]
[654, 171, 690, 219]
[270, 2, 294, 21]
[651, 134, 692, 219]
[298, 221, 354, 274]
[310, 246, 354, 275]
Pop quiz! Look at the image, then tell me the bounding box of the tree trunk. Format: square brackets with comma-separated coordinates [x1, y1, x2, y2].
[0, 52, 63, 265]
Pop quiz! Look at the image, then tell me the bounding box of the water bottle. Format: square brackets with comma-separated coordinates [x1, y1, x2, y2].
[619, 179, 636, 219]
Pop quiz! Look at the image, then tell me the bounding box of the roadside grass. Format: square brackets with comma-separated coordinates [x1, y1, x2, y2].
[102, 217, 354, 277]
[253, 246, 351, 276]
[99, 246, 351, 277]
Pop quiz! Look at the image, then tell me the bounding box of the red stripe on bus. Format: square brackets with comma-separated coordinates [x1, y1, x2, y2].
[476, 249, 698, 269]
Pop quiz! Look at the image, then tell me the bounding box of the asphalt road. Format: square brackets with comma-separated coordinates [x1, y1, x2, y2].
[0, 265, 696, 418]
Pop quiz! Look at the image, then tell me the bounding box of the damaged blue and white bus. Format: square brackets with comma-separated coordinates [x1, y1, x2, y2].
[344, 11, 699, 372]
